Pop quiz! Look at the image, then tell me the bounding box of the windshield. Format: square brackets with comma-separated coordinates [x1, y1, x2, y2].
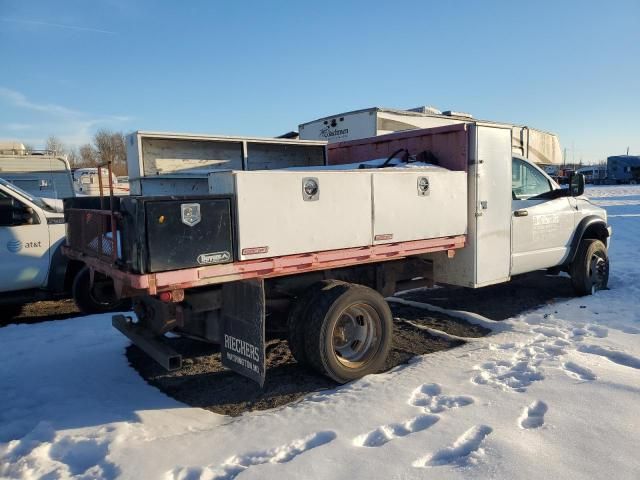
[0, 178, 57, 212]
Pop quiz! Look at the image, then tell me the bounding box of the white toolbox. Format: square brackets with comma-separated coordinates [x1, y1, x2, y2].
[371, 169, 467, 244]
[209, 167, 467, 261]
[210, 170, 373, 260]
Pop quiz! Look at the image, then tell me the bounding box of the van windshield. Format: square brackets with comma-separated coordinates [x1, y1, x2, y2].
[0, 178, 57, 212]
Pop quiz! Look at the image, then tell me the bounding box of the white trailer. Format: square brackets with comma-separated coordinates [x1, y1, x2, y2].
[73, 167, 130, 196]
[64, 123, 610, 386]
[298, 106, 564, 166]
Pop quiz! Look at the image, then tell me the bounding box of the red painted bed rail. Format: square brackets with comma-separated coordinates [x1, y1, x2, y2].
[63, 235, 465, 296]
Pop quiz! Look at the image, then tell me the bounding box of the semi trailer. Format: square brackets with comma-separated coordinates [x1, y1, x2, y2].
[62, 123, 611, 386]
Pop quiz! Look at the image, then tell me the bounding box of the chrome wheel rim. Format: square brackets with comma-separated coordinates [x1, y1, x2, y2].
[589, 253, 608, 293]
[331, 303, 381, 368]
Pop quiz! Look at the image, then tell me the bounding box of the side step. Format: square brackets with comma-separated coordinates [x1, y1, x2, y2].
[112, 314, 182, 371]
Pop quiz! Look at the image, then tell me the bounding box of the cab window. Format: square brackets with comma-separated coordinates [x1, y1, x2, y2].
[0, 190, 40, 227]
[512, 158, 552, 200]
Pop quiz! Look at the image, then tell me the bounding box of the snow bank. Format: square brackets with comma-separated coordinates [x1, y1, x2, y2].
[2, 186, 640, 479]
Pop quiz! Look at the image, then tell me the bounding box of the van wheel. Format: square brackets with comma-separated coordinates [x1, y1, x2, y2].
[73, 267, 129, 314]
[304, 282, 392, 383]
[287, 280, 344, 366]
[570, 239, 609, 296]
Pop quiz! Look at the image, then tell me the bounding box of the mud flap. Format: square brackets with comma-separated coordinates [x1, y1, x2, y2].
[221, 279, 266, 386]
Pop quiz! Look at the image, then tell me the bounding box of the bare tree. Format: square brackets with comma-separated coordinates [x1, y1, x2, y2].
[66, 146, 80, 167]
[45, 136, 66, 155]
[41, 130, 128, 176]
[79, 143, 98, 167]
[92, 129, 127, 176]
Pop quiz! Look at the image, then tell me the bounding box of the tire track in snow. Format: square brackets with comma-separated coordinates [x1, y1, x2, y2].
[413, 425, 493, 467]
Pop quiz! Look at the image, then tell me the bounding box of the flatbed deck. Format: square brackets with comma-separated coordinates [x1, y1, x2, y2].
[63, 235, 465, 296]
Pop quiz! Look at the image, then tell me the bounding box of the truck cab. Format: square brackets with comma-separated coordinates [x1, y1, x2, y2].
[0, 178, 124, 317]
[0, 178, 65, 291]
[510, 155, 610, 293]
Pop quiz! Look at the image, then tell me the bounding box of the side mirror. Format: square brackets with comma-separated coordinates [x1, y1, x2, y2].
[569, 173, 585, 196]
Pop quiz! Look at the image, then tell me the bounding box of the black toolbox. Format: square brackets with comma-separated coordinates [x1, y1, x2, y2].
[118, 195, 234, 273]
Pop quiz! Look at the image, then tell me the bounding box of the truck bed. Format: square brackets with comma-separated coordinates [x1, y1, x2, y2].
[63, 234, 465, 296]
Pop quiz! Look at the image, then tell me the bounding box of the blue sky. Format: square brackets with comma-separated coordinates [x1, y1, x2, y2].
[0, 0, 638, 163]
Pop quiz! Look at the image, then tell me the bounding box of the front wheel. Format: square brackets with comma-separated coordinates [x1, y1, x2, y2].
[304, 282, 392, 383]
[569, 239, 609, 296]
[72, 267, 130, 314]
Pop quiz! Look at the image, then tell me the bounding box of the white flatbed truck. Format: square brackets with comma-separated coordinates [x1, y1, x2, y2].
[63, 123, 611, 386]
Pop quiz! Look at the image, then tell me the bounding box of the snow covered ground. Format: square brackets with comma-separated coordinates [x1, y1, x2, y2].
[1, 185, 639, 480]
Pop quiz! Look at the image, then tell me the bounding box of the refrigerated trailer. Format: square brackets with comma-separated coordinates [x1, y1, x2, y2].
[63, 123, 610, 386]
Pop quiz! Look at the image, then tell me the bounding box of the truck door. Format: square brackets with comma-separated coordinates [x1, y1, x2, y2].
[511, 157, 575, 275]
[0, 188, 51, 292]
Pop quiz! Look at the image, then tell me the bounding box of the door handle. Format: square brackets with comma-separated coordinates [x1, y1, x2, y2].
[514, 209, 528, 217]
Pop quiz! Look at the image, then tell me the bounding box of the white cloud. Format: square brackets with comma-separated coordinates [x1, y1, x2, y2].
[3, 123, 33, 131]
[0, 86, 131, 147]
[0, 86, 80, 117]
[0, 17, 116, 35]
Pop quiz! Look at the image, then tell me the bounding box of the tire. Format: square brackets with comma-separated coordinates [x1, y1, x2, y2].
[287, 280, 343, 366]
[72, 266, 129, 314]
[569, 239, 609, 296]
[304, 282, 393, 383]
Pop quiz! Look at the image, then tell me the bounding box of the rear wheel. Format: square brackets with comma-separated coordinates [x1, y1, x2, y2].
[72, 266, 130, 314]
[287, 280, 343, 366]
[570, 239, 609, 295]
[304, 282, 392, 383]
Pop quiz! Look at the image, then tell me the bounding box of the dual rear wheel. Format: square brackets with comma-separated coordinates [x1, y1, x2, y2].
[287, 281, 393, 383]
